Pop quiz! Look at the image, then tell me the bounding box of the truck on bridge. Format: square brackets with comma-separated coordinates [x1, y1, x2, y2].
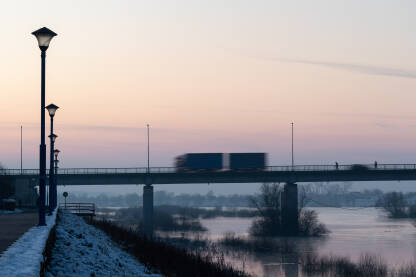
[175, 153, 267, 172]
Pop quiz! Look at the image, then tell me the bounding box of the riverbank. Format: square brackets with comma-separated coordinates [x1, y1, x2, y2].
[46, 211, 248, 277]
[46, 212, 162, 277]
[90, 213, 416, 277]
[98, 206, 416, 276]
[90, 218, 249, 277]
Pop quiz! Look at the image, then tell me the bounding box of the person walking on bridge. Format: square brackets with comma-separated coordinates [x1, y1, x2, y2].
[374, 161, 378, 169]
[335, 162, 339, 170]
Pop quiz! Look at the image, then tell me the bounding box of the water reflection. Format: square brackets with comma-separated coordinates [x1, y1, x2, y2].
[200, 208, 416, 276]
[99, 207, 416, 276]
[216, 235, 326, 277]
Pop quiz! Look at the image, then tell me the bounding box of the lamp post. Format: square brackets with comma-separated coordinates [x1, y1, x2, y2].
[48, 133, 57, 212]
[147, 124, 150, 173]
[46, 104, 59, 213]
[20, 126, 23, 174]
[291, 122, 294, 169]
[32, 27, 57, 226]
[54, 149, 60, 207]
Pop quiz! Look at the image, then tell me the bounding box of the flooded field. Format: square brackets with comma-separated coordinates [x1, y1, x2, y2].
[200, 207, 416, 276]
[100, 206, 416, 276]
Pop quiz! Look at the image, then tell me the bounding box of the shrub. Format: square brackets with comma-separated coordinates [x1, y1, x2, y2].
[250, 183, 328, 237]
[249, 183, 283, 236]
[379, 192, 407, 218]
[219, 232, 296, 254]
[298, 209, 329, 237]
[111, 207, 206, 232]
[89, 218, 249, 277]
[302, 253, 388, 277]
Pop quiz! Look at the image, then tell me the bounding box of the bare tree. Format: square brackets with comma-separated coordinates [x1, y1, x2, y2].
[298, 185, 312, 211]
[250, 183, 328, 237]
[249, 183, 283, 236]
[380, 192, 407, 218]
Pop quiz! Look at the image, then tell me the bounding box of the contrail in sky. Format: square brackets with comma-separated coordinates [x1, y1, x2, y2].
[269, 57, 416, 79]
[221, 46, 416, 79]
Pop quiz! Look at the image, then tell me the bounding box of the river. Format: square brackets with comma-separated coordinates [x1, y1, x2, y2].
[200, 207, 416, 277]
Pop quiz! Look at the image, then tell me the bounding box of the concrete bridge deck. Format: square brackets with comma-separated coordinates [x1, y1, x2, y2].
[4, 164, 416, 185]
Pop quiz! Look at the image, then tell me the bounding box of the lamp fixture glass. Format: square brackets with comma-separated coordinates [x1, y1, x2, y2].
[32, 27, 57, 51]
[46, 104, 59, 117]
[54, 149, 60, 159]
[48, 134, 57, 143]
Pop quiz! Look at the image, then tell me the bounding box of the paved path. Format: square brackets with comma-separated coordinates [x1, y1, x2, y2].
[0, 212, 37, 254]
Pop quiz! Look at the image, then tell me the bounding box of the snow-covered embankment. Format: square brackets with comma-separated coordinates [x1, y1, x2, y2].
[0, 210, 57, 277]
[46, 212, 162, 277]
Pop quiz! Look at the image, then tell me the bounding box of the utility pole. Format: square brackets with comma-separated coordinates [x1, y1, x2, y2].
[144, 123, 153, 237]
[291, 122, 294, 168]
[20, 125, 22, 174]
[147, 124, 150, 173]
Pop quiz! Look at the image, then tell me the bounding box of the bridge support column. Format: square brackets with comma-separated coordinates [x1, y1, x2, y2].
[281, 182, 298, 235]
[143, 184, 153, 238]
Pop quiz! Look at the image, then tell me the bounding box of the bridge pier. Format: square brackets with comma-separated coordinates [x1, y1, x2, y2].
[143, 184, 153, 237]
[281, 182, 298, 235]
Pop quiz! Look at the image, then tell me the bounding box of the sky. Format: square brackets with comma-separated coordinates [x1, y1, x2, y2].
[1, 1, 416, 194]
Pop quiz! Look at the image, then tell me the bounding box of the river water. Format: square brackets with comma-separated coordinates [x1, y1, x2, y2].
[200, 207, 416, 277]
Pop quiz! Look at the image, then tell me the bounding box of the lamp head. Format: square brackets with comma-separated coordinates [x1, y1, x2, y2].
[48, 134, 58, 143]
[54, 149, 60, 159]
[32, 27, 57, 51]
[46, 103, 59, 117]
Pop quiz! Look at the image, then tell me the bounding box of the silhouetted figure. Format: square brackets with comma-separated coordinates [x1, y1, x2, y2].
[335, 162, 339, 170]
[375, 161, 378, 169]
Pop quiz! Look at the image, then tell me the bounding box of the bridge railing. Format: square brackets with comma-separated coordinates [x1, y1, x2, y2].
[55, 167, 176, 175]
[59, 203, 95, 216]
[3, 164, 416, 175]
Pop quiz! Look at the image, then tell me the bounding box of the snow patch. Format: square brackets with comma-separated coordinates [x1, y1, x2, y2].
[0, 210, 57, 277]
[47, 212, 162, 277]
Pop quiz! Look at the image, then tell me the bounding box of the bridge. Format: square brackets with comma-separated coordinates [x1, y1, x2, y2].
[5, 163, 416, 185]
[4, 163, 416, 237]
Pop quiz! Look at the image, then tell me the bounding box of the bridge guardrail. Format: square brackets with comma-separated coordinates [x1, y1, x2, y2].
[59, 203, 95, 216]
[3, 164, 416, 176]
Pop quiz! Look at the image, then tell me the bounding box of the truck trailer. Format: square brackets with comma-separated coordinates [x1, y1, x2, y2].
[174, 152, 267, 172]
[229, 153, 267, 170]
[175, 153, 223, 172]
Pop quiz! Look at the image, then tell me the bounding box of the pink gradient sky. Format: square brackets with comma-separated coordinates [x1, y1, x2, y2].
[1, 1, 416, 169]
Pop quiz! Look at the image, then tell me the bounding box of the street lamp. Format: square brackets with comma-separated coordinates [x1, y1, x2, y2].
[46, 104, 59, 214]
[46, 104, 59, 117]
[49, 134, 57, 142]
[48, 133, 57, 214]
[32, 27, 57, 226]
[54, 149, 60, 206]
[32, 27, 57, 51]
[54, 149, 60, 160]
